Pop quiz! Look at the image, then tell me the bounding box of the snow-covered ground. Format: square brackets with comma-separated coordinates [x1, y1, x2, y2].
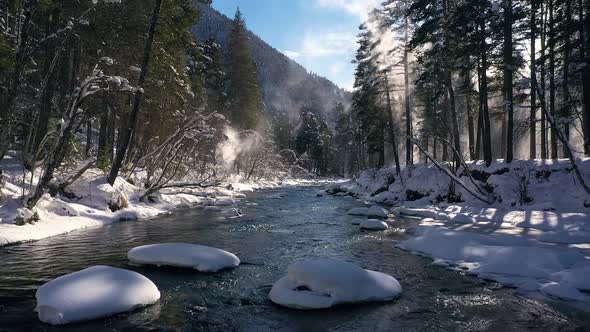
[0, 152, 326, 246]
[326, 159, 590, 308]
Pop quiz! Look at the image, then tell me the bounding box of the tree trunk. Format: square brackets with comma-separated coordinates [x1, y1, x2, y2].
[107, 0, 162, 185]
[476, 55, 484, 160]
[463, 69, 476, 160]
[530, 0, 537, 159]
[504, 0, 514, 162]
[562, 0, 572, 158]
[404, 16, 413, 166]
[480, 19, 493, 166]
[85, 120, 92, 158]
[0, 0, 37, 160]
[541, 1, 548, 159]
[549, 0, 558, 159]
[582, 0, 590, 156]
[384, 75, 401, 175]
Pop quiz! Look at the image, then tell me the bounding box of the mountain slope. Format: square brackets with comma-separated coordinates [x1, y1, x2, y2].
[191, 2, 351, 124]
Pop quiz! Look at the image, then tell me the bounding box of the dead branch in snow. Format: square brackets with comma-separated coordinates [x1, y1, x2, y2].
[412, 139, 494, 204]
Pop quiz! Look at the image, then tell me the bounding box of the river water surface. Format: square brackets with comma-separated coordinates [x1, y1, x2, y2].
[0, 186, 588, 331]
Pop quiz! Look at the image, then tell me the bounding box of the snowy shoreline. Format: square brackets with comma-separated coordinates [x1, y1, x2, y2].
[325, 159, 590, 308]
[0, 153, 330, 247]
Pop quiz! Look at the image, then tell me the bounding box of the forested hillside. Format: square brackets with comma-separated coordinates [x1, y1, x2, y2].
[192, 2, 351, 125]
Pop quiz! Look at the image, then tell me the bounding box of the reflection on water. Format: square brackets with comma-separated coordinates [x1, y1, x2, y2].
[0, 187, 587, 331]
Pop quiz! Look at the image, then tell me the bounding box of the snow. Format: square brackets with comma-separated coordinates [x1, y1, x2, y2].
[346, 207, 369, 216]
[351, 219, 363, 225]
[367, 206, 389, 218]
[127, 243, 240, 272]
[269, 259, 402, 309]
[35, 266, 160, 325]
[0, 152, 327, 246]
[326, 159, 590, 307]
[360, 219, 389, 231]
[396, 225, 590, 304]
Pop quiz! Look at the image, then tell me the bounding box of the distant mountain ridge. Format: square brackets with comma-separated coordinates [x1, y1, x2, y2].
[191, 2, 351, 124]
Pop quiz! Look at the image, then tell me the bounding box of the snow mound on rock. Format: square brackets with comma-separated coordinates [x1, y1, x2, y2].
[347, 207, 369, 216]
[35, 266, 160, 325]
[128, 243, 240, 272]
[448, 213, 476, 224]
[269, 259, 401, 309]
[360, 219, 389, 230]
[212, 197, 235, 206]
[367, 206, 389, 218]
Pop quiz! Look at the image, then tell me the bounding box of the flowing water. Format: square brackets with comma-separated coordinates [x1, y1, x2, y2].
[0, 186, 588, 331]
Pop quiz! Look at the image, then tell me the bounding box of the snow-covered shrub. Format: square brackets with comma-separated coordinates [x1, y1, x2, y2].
[511, 166, 534, 206]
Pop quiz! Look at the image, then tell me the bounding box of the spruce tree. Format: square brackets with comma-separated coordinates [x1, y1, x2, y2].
[226, 8, 265, 131]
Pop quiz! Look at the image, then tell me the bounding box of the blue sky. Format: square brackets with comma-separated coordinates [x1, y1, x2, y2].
[212, 0, 378, 90]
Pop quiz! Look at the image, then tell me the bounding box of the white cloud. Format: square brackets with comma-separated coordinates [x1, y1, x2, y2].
[299, 31, 357, 57]
[315, 0, 378, 20]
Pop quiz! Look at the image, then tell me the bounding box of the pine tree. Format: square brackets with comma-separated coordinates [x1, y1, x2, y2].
[226, 8, 265, 131]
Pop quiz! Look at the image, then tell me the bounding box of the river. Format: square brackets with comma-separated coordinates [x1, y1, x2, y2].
[0, 186, 587, 331]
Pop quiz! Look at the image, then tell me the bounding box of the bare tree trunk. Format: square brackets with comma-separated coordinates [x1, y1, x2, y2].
[581, 0, 590, 156]
[530, 0, 537, 159]
[0, 0, 37, 160]
[562, 0, 572, 158]
[384, 75, 401, 176]
[442, 0, 461, 163]
[504, 0, 514, 162]
[549, 0, 558, 159]
[480, 19, 493, 166]
[107, 0, 162, 185]
[463, 69, 476, 160]
[85, 120, 92, 158]
[476, 55, 484, 160]
[541, 1, 548, 159]
[403, 16, 413, 166]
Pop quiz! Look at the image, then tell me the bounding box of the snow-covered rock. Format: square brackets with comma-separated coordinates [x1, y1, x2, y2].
[269, 259, 402, 309]
[396, 207, 450, 220]
[351, 219, 363, 225]
[212, 196, 235, 206]
[35, 266, 160, 325]
[128, 243, 240, 272]
[346, 207, 369, 216]
[448, 213, 476, 224]
[360, 219, 389, 231]
[367, 206, 389, 218]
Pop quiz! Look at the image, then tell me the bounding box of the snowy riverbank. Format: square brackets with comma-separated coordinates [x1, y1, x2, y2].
[326, 159, 590, 308]
[0, 152, 327, 246]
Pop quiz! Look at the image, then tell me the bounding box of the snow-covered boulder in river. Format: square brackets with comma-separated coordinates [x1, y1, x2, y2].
[269, 259, 401, 309]
[360, 219, 389, 231]
[128, 243, 240, 272]
[351, 219, 363, 225]
[367, 206, 389, 218]
[212, 196, 235, 206]
[35, 266, 160, 325]
[347, 207, 370, 216]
